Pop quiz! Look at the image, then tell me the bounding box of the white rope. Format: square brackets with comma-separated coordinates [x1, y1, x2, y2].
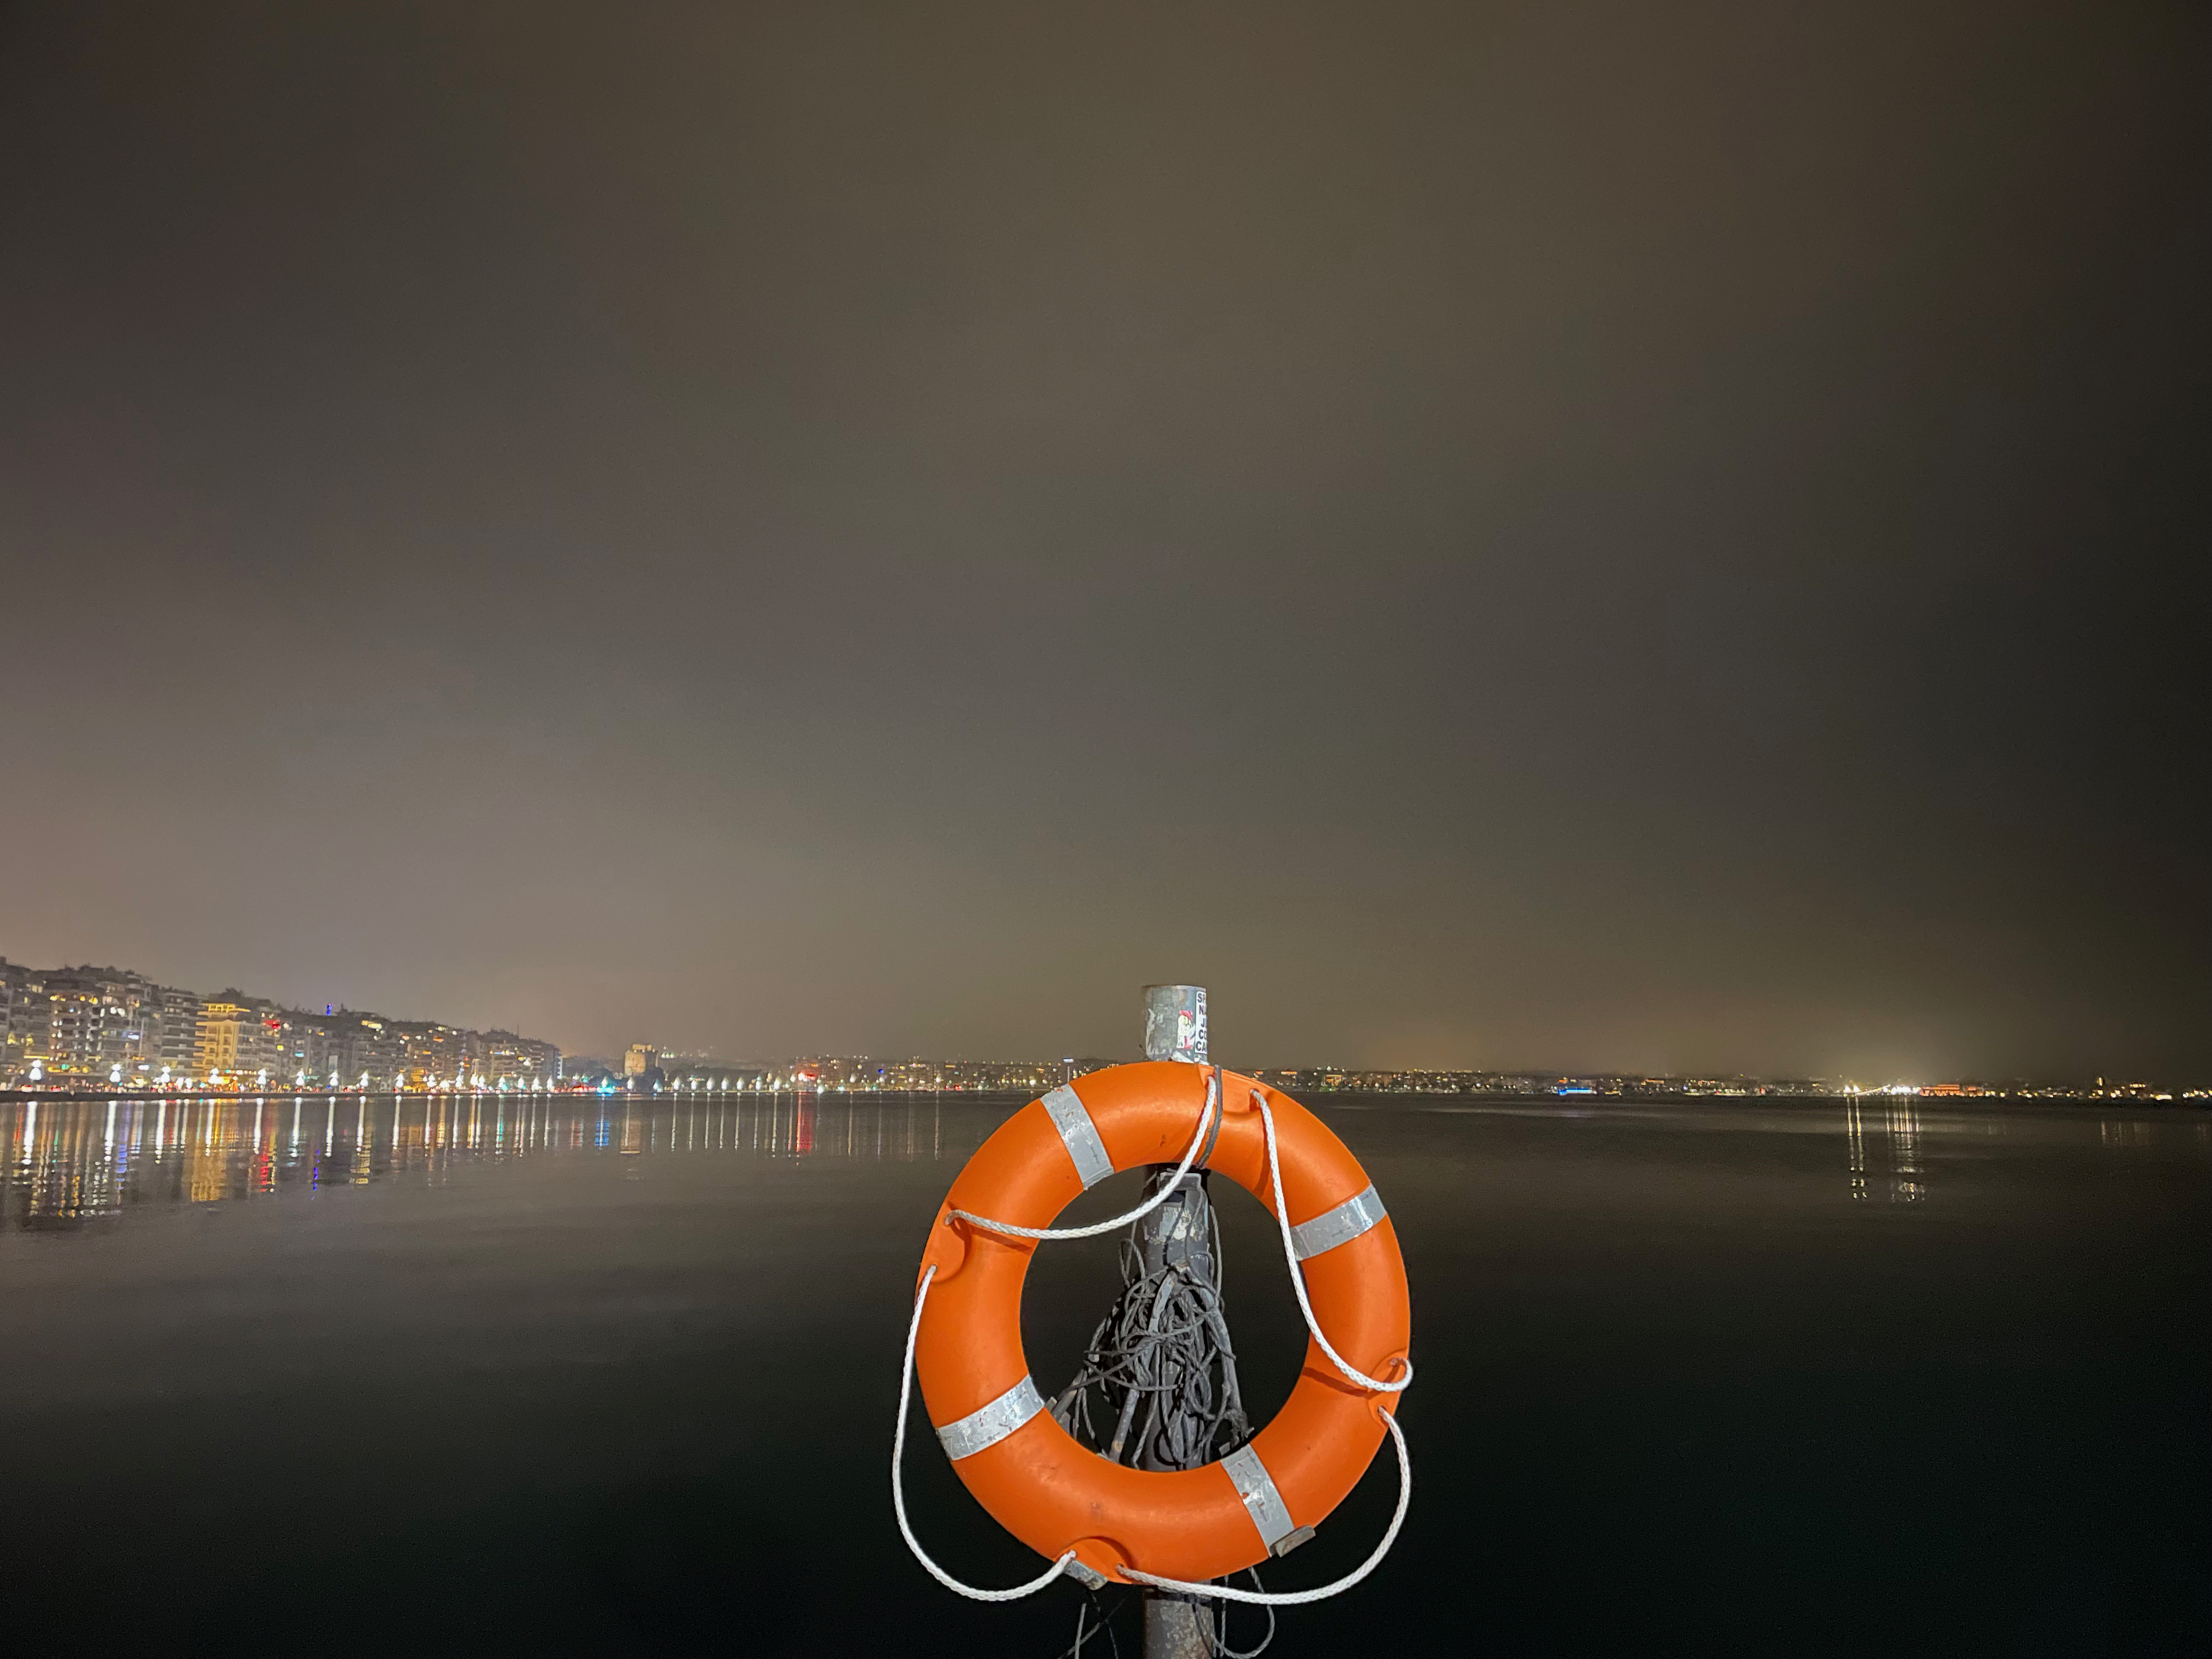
[947, 1071, 1221, 1242]
[1110, 1088, 1419, 1607]
[1122, 1409, 1413, 1606]
[1255, 1092, 1413, 1395]
[891, 1264, 1077, 1601]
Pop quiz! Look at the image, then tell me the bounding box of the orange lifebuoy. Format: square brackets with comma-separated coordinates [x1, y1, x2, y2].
[911, 1061, 1412, 1587]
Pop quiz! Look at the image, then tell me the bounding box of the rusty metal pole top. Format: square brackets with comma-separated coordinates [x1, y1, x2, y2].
[1141, 985, 1207, 1066]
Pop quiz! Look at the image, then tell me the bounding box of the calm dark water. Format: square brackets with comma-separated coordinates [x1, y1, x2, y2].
[3, 1091, 2207, 1657]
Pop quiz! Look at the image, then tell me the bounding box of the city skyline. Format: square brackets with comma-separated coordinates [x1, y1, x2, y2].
[2, 952, 561, 1094]
[5, 946, 2203, 1099]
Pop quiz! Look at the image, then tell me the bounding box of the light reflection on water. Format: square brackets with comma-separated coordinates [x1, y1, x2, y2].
[1, 1092, 984, 1231]
[1843, 1096, 1924, 1202]
[9, 1090, 2204, 1236]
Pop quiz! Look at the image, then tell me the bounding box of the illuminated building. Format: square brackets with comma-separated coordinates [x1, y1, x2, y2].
[624, 1043, 659, 1078]
[390, 1020, 472, 1087]
[3, 965, 164, 1082]
[267, 1008, 408, 1084]
[481, 1030, 561, 1085]
[0, 958, 34, 1079]
[0, 955, 566, 1094]
[194, 992, 284, 1082]
[38, 974, 111, 1077]
[152, 984, 202, 1073]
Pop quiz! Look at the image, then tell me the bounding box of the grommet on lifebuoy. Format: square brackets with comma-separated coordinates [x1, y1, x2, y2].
[909, 1060, 1412, 1588]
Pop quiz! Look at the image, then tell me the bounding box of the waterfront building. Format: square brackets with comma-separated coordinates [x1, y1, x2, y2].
[0, 955, 568, 1092]
[10, 966, 163, 1081]
[390, 1020, 473, 1087]
[35, 971, 110, 1078]
[273, 1008, 393, 1082]
[623, 1043, 659, 1078]
[0, 962, 194, 1083]
[313, 1011, 402, 1082]
[346, 1014, 403, 1081]
[0, 958, 34, 1080]
[272, 1010, 334, 1080]
[194, 992, 285, 1083]
[481, 1029, 561, 1086]
[153, 985, 203, 1073]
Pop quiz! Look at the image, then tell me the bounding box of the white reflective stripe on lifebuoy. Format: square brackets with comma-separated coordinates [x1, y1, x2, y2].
[1221, 1443, 1297, 1552]
[936, 1375, 1045, 1462]
[1041, 1084, 1113, 1189]
[1289, 1184, 1387, 1261]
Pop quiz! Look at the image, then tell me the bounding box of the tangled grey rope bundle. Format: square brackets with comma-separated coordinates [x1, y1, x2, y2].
[1048, 1194, 1249, 1469]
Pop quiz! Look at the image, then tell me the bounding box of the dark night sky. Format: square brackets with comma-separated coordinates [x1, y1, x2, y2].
[2, 1, 2205, 1080]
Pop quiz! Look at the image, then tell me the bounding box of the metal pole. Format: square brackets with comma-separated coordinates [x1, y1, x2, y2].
[1142, 984, 1208, 1070]
[1138, 985, 1215, 1659]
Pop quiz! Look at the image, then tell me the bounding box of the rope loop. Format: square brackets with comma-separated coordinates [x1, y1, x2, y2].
[948, 1069, 1221, 1243]
[891, 1265, 1079, 1601]
[1252, 1091, 1413, 1395]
